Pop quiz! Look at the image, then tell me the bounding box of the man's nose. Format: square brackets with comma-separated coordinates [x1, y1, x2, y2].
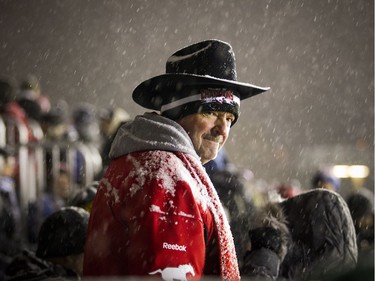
[213, 116, 228, 136]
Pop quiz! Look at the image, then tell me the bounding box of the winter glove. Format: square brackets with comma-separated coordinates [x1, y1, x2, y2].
[241, 227, 283, 280]
[249, 226, 282, 253]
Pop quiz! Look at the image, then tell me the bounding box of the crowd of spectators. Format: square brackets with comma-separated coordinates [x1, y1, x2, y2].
[0, 75, 130, 280]
[0, 74, 373, 280]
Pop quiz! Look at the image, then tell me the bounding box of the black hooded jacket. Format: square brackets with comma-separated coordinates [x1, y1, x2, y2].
[279, 189, 358, 280]
[241, 189, 358, 281]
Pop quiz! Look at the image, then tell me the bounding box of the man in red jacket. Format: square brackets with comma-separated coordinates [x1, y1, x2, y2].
[83, 39, 269, 280]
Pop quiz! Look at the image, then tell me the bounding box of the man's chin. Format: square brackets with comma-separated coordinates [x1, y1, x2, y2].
[200, 151, 220, 164]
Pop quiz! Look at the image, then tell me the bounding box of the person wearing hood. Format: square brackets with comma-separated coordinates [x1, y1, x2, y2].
[83, 39, 269, 280]
[98, 106, 131, 175]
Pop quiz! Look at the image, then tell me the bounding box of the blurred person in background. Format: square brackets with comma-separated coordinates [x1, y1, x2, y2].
[98, 106, 131, 174]
[15, 96, 42, 125]
[40, 100, 76, 142]
[16, 75, 50, 142]
[72, 103, 101, 146]
[279, 189, 357, 280]
[5, 206, 89, 281]
[40, 102, 73, 190]
[311, 169, 341, 192]
[275, 182, 302, 200]
[27, 102, 81, 245]
[0, 147, 20, 231]
[27, 165, 73, 246]
[40, 165, 72, 218]
[208, 164, 258, 269]
[68, 181, 98, 213]
[321, 189, 374, 281]
[204, 148, 258, 267]
[18, 74, 51, 116]
[72, 103, 102, 183]
[0, 77, 37, 143]
[346, 188, 374, 268]
[242, 185, 358, 280]
[0, 147, 21, 281]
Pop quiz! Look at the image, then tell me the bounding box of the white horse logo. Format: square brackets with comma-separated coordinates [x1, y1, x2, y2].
[149, 264, 195, 281]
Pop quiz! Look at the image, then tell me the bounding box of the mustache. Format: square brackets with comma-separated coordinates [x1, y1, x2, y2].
[203, 133, 224, 143]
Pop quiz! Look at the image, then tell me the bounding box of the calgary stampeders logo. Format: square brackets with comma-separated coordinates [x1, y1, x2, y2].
[200, 88, 236, 104]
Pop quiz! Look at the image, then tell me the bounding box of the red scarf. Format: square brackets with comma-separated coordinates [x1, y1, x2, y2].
[179, 152, 240, 281]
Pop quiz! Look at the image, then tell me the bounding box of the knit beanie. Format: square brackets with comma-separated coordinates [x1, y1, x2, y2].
[161, 87, 240, 125]
[36, 207, 89, 259]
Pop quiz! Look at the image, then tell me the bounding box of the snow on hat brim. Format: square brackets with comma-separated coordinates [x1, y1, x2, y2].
[132, 39, 270, 114]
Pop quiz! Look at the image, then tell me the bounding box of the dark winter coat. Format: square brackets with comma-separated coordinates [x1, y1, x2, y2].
[208, 169, 257, 267]
[279, 189, 358, 280]
[242, 189, 358, 281]
[5, 250, 80, 281]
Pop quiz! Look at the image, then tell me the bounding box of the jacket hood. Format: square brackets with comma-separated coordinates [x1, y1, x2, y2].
[109, 112, 199, 161]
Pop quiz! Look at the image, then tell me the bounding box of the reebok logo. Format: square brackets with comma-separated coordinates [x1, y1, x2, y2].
[163, 242, 187, 252]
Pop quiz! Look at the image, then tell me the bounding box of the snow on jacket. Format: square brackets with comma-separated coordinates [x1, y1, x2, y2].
[83, 113, 240, 280]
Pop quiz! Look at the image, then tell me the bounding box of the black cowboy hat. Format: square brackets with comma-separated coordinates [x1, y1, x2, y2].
[132, 39, 270, 111]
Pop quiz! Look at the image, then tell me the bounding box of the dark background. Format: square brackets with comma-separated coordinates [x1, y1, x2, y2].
[0, 0, 373, 196]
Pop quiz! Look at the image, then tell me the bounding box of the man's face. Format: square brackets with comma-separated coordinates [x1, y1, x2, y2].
[177, 111, 235, 164]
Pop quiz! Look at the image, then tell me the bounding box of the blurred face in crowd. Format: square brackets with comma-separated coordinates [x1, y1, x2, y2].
[44, 124, 67, 140]
[99, 118, 112, 136]
[0, 155, 16, 177]
[177, 111, 234, 164]
[76, 122, 100, 143]
[317, 180, 336, 191]
[55, 170, 72, 199]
